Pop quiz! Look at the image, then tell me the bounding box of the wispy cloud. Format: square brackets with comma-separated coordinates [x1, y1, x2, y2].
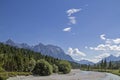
[68, 16, 76, 25]
[113, 38, 120, 44]
[63, 27, 71, 32]
[63, 8, 81, 32]
[90, 44, 120, 51]
[100, 34, 106, 40]
[66, 8, 81, 16]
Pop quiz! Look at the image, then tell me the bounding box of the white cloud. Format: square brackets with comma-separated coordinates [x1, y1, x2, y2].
[67, 47, 86, 61]
[63, 8, 81, 32]
[68, 16, 76, 24]
[83, 34, 120, 63]
[100, 34, 120, 44]
[66, 8, 81, 16]
[81, 58, 100, 63]
[88, 59, 100, 63]
[81, 53, 110, 63]
[89, 34, 120, 58]
[105, 39, 112, 44]
[100, 34, 106, 40]
[113, 38, 120, 44]
[90, 44, 109, 51]
[116, 52, 120, 57]
[88, 50, 110, 63]
[104, 38, 120, 45]
[90, 44, 120, 51]
[68, 47, 86, 56]
[90, 34, 120, 51]
[63, 27, 71, 32]
[95, 53, 110, 60]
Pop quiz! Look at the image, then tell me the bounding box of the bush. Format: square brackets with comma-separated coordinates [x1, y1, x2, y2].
[28, 58, 36, 72]
[53, 64, 58, 73]
[0, 76, 8, 80]
[58, 60, 71, 74]
[32, 59, 53, 76]
[0, 67, 5, 72]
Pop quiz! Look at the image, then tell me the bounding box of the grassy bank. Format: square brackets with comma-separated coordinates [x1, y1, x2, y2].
[0, 72, 31, 80]
[106, 69, 120, 76]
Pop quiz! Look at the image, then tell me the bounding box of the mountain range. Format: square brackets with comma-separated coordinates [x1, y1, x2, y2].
[4, 39, 73, 61]
[76, 60, 94, 65]
[97, 55, 120, 64]
[4, 39, 96, 64]
[4, 39, 97, 64]
[3, 39, 120, 65]
[103, 55, 120, 62]
[77, 55, 120, 65]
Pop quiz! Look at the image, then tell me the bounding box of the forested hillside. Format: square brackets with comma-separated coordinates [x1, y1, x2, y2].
[0, 43, 80, 72]
[0, 43, 55, 72]
[4, 39, 73, 61]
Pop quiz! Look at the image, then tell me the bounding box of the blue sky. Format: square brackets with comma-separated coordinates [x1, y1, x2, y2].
[1, 0, 120, 63]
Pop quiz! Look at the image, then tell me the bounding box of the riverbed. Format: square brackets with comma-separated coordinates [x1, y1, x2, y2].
[7, 69, 120, 80]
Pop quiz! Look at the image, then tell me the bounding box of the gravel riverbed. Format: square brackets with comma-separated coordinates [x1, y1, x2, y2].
[7, 69, 120, 80]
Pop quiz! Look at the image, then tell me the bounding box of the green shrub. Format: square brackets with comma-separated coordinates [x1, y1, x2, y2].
[28, 58, 36, 72]
[7, 72, 17, 77]
[16, 72, 31, 76]
[58, 60, 71, 74]
[0, 76, 8, 80]
[32, 59, 53, 76]
[0, 67, 5, 72]
[53, 64, 58, 73]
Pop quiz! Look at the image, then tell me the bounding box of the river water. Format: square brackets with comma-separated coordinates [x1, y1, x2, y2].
[81, 71, 120, 80]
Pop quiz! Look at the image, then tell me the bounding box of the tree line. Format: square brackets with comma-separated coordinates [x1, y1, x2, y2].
[80, 59, 120, 72]
[0, 43, 73, 76]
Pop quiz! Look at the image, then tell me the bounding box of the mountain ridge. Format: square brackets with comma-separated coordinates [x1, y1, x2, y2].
[4, 39, 120, 64]
[76, 60, 94, 65]
[104, 55, 120, 62]
[98, 54, 120, 63]
[4, 39, 73, 61]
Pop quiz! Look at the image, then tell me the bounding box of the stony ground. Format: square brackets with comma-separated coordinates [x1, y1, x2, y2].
[7, 69, 120, 80]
